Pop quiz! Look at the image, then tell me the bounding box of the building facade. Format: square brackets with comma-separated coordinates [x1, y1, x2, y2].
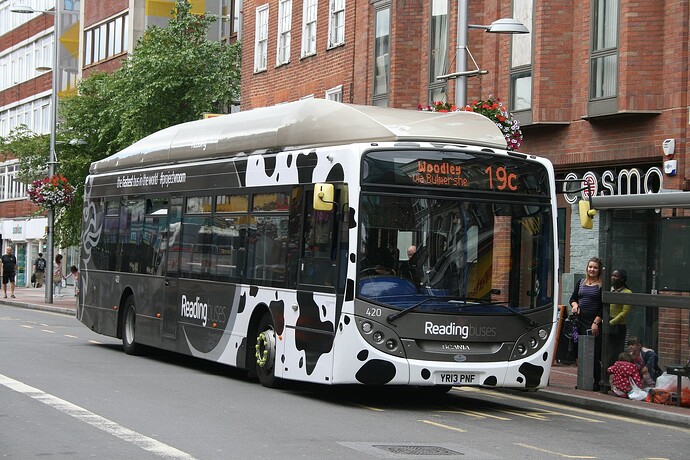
[0, 0, 239, 285]
[239, 0, 690, 365]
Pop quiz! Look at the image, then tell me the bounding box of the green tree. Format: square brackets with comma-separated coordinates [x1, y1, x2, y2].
[2, 0, 241, 247]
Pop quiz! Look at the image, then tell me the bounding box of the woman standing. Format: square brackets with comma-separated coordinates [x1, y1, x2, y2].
[569, 256, 604, 391]
[53, 254, 64, 297]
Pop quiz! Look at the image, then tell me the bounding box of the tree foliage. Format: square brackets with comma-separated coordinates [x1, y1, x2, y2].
[2, 0, 241, 248]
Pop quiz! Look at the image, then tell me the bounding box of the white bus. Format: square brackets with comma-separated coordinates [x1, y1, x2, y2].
[78, 99, 558, 390]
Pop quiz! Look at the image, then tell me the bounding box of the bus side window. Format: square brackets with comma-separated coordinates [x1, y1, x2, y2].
[103, 200, 120, 271]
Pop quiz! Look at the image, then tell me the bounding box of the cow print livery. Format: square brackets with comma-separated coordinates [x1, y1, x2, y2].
[80, 140, 553, 389]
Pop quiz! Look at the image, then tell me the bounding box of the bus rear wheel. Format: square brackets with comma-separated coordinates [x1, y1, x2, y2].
[254, 312, 281, 388]
[121, 297, 142, 355]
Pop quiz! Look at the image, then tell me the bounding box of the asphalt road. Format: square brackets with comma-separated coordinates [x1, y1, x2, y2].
[1, 305, 688, 459]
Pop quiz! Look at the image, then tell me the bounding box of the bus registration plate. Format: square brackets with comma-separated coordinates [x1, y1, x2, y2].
[436, 372, 478, 385]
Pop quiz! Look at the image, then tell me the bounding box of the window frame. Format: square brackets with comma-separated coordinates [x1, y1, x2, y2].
[276, 0, 293, 66]
[254, 5, 270, 72]
[588, 0, 619, 116]
[372, 4, 391, 107]
[327, 0, 346, 48]
[301, 0, 318, 58]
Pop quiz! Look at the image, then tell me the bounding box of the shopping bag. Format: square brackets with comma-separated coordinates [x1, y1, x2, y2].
[627, 377, 648, 400]
[61, 278, 66, 288]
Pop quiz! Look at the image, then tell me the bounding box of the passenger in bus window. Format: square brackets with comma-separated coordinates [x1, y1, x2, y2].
[608, 269, 631, 367]
[398, 245, 421, 287]
[569, 256, 604, 391]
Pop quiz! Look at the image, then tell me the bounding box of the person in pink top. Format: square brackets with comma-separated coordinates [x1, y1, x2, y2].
[607, 352, 643, 398]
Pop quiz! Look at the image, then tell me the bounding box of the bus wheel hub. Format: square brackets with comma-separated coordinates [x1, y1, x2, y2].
[255, 330, 275, 369]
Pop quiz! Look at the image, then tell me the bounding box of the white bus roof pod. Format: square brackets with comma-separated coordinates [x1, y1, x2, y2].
[89, 99, 508, 174]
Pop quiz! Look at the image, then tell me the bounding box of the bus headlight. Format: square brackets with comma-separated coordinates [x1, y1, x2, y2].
[372, 331, 384, 343]
[516, 343, 527, 355]
[538, 328, 547, 340]
[385, 339, 397, 350]
[361, 322, 373, 333]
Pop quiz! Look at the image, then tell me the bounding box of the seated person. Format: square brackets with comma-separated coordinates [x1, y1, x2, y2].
[607, 352, 643, 397]
[628, 336, 662, 386]
[398, 245, 421, 286]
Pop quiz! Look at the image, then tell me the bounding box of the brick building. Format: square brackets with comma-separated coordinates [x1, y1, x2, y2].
[239, 0, 689, 366]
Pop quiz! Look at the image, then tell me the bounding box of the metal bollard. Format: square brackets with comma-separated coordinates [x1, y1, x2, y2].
[577, 334, 595, 390]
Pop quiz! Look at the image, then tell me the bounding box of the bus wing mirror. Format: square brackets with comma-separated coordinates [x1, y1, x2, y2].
[314, 183, 335, 211]
[578, 200, 597, 229]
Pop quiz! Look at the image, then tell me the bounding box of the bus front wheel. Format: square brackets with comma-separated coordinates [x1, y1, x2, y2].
[121, 297, 142, 355]
[254, 312, 281, 388]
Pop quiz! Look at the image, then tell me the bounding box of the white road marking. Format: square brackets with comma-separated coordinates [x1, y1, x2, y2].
[0, 373, 196, 459]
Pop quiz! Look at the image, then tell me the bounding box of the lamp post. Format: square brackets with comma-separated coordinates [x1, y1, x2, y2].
[12, 4, 59, 303]
[438, 0, 529, 107]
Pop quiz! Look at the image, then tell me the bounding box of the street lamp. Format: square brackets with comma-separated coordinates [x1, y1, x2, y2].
[11, 4, 59, 304]
[437, 0, 529, 107]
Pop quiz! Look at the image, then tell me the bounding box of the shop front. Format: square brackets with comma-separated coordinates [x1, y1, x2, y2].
[1, 217, 47, 287]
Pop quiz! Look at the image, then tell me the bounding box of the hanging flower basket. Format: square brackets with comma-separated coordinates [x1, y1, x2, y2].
[419, 95, 523, 150]
[27, 174, 76, 209]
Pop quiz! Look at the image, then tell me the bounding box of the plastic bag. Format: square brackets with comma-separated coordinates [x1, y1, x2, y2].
[628, 377, 648, 400]
[61, 278, 66, 288]
[655, 372, 676, 391]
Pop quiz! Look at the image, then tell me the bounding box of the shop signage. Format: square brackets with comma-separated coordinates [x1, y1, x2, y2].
[563, 166, 663, 204]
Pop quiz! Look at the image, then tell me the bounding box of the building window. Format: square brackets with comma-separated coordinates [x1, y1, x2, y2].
[277, 0, 292, 65]
[428, 0, 449, 104]
[372, 6, 390, 107]
[510, 0, 533, 112]
[590, 0, 618, 100]
[254, 5, 269, 72]
[0, 35, 52, 92]
[83, 14, 129, 67]
[328, 0, 345, 48]
[301, 0, 318, 57]
[0, 98, 51, 138]
[325, 85, 343, 102]
[0, 162, 26, 202]
[221, 0, 242, 42]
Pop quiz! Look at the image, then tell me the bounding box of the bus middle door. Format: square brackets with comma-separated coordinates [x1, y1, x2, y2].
[162, 197, 182, 340]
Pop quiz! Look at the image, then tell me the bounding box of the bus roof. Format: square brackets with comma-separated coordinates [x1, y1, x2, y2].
[89, 99, 508, 174]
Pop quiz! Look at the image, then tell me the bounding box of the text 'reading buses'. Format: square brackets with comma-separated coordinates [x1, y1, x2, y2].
[78, 99, 558, 390]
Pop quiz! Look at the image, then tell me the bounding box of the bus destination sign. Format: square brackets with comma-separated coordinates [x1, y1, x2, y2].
[410, 160, 518, 192]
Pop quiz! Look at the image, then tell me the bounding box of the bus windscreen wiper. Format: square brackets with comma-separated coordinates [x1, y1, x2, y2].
[387, 296, 538, 328]
[386, 297, 459, 324]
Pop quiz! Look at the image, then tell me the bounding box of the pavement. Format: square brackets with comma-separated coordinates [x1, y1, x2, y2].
[2, 286, 689, 428]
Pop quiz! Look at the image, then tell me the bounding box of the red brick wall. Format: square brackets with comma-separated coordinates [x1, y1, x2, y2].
[0, 73, 52, 108]
[0, 200, 43, 219]
[240, 0, 360, 109]
[657, 305, 690, 367]
[83, 0, 130, 27]
[0, 14, 53, 48]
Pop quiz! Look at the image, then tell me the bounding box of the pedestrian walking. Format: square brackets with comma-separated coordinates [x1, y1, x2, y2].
[1, 247, 17, 298]
[33, 252, 47, 288]
[53, 254, 64, 297]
